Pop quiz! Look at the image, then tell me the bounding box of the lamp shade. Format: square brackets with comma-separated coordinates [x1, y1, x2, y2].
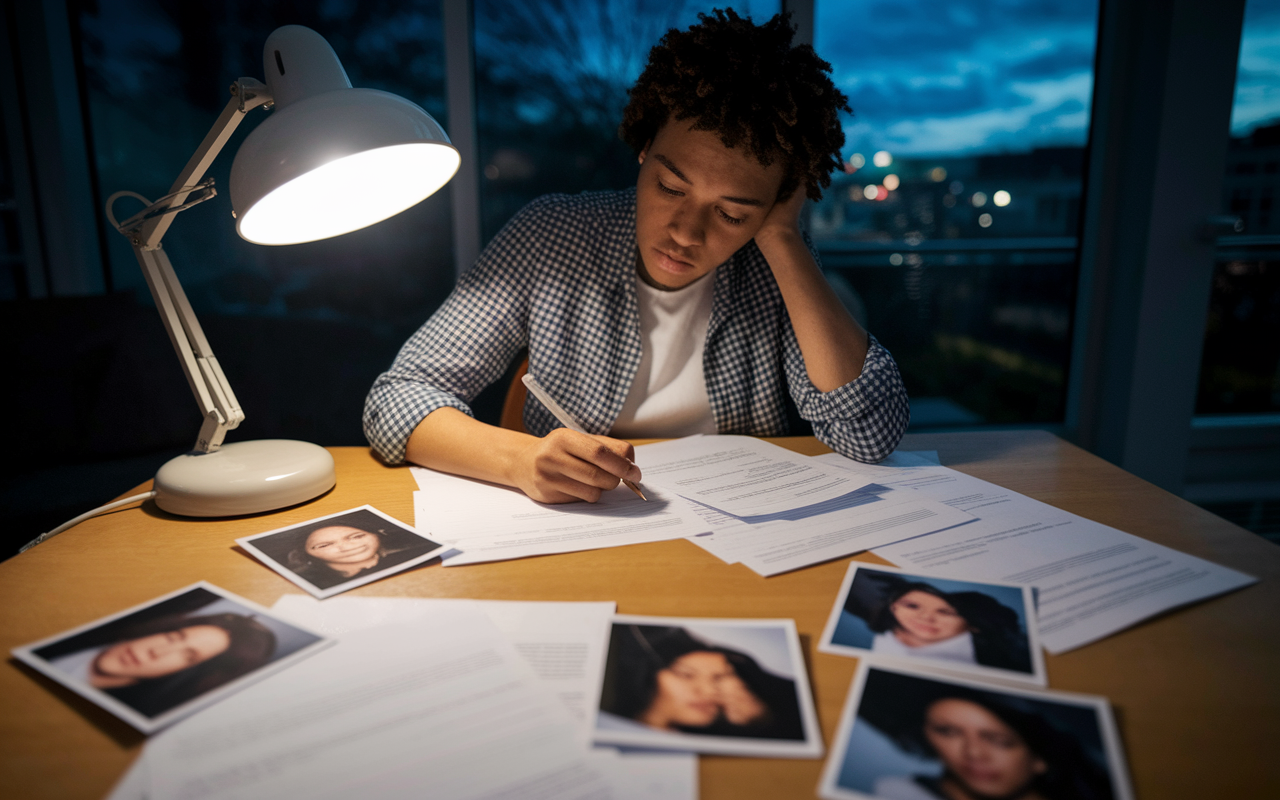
[229, 26, 459, 245]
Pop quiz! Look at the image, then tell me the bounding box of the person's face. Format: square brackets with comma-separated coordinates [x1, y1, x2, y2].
[646, 651, 735, 729]
[94, 624, 231, 684]
[891, 590, 969, 645]
[634, 120, 785, 290]
[924, 699, 1047, 798]
[305, 525, 380, 565]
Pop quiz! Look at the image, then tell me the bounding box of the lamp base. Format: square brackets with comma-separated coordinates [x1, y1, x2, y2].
[154, 439, 336, 517]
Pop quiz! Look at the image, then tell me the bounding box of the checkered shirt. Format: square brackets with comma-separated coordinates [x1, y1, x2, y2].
[364, 188, 910, 464]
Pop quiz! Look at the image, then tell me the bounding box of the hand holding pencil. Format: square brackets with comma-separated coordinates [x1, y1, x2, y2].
[522, 373, 648, 502]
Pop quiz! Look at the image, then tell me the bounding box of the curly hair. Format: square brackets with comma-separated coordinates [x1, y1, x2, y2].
[618, 7, 850, 202]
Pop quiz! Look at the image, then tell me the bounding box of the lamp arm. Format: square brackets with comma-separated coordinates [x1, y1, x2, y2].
[113, 79, 273, 453]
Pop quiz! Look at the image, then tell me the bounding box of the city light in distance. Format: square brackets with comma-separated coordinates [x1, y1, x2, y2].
[978, 213, 993, 228]
[950, 180, 964, 195]
[883, 174, 900, 191]
[889, 253, 904, 266]
[873, 150, 893, 168]
[930, 167, 947, 182]
[849, 153, 866, 169]
[972, 191, 988, 207]
[993, 190, 1011, 207]
[864, 184, 879, 200]
[876, 185, 889, 201]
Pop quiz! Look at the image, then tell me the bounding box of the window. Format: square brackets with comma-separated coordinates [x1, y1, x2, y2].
[70, 0, 451, 447]
[812, 0, 1100, 426]
[1197, 0, 1280, 416]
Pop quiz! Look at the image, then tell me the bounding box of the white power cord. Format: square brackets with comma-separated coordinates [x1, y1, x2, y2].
[20, 492, 158, 553]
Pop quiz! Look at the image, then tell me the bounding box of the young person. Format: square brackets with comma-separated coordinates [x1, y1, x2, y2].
[364, 8, 909, 503]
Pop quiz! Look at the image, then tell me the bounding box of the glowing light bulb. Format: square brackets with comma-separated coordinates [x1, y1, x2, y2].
[873, 150, 892, 168]
[993, 190, 1011, 207]
[883, 174, 900, 191]
[864, 184, 879, 200]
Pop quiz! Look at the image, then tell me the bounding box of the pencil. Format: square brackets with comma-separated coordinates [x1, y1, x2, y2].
[521, 373, 648, 501]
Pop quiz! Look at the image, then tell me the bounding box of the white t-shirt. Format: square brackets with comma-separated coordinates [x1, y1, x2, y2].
[871, 630, 977, 665]
[610, 270, 718, 438]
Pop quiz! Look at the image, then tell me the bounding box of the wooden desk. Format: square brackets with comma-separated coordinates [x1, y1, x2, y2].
[2, 431, 1277, 799]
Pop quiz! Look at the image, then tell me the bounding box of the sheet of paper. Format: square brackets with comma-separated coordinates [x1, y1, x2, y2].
[711, 490, 975, 577]
[813, 453, 1258, 653]
[633, 435, 871, 518]
[587, 749, 698, 800]
[412, 469, 711, 565]
[142, 605, 610, 800]
[272, 594, 614, 742]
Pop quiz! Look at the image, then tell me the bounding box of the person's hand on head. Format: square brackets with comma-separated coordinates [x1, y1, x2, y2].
[717, 673, 768, 726]
[514, 428, 641, 504]
[754, 187, 807, 249]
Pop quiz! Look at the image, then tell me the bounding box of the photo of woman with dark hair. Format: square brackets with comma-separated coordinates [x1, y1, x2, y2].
[239, 506, 446, 597]
[821, 565, 1043, 683]
[595, 618, 821, 757]
[820, 665, 1125, 800]
[39, 612, 276, 719]
[16, 583, 331, 732]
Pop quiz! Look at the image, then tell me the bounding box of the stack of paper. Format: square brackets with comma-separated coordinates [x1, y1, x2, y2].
[411, 468, 712, 565]
[811, 451, 1256, 654]
[110, 597, 699, 800]
[634, 437, 976, 576]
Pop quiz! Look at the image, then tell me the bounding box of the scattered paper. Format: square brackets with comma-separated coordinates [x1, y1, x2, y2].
[142, 606, 611, 800]
[633, 435, 871, 518]
[272, 594, 614, 743]
[412, 468, 711, 565]
[814, 453, 1257, 653]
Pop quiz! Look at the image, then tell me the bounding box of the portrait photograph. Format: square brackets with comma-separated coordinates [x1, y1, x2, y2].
[11, 583, 332, 733]
[819, 563, 1046, 686]
[592, 615, 822, 758]
[237, 505, 447, 598]
[818, 663, 1133, 800]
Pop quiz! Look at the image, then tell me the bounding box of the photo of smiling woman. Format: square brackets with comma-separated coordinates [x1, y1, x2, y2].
[825, 666, 1121, 800]
[239, 507, 446, 596]
[597, 623, 807, 747]
[823, 565, 1040, 681]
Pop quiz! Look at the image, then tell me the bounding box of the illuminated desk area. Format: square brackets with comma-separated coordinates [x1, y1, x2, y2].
[1, 431, 1277, 799]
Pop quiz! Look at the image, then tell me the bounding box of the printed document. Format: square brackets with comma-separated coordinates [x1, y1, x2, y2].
[272, 594, 614, 741]
[814, 453, 1257, 653]
[411, 467, 711, 565]
[141, 604, 611, 800]
[633, 435, 871, 518]
[686, 486, 976, 576]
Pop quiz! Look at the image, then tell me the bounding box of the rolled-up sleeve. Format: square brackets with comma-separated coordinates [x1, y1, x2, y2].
[782, 328, 911, 463]
[362, 199, 551, 464]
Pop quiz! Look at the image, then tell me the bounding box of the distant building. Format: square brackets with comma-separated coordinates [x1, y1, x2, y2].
[1223, 121, 1280, 234]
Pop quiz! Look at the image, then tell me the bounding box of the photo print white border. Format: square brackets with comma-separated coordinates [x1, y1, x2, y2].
[819, 562, 1047, 687]
[591, 614, 823, 758]
[237, 505, 447, 599]
[11, 581, 333, 734]
[817, 662, 1134, 800]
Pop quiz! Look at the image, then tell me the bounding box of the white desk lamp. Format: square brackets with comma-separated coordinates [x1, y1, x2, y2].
[105, 25, 460, 517]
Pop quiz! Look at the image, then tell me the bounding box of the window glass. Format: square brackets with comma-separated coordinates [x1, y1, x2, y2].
[71, 0, 450, 446]
[813, 1, 1099, 426]
[473, 0, 779, 243]
[1198, 0, 1280, 416]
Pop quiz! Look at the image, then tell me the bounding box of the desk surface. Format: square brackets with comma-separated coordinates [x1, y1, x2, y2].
[2, 431, 1278, 799]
